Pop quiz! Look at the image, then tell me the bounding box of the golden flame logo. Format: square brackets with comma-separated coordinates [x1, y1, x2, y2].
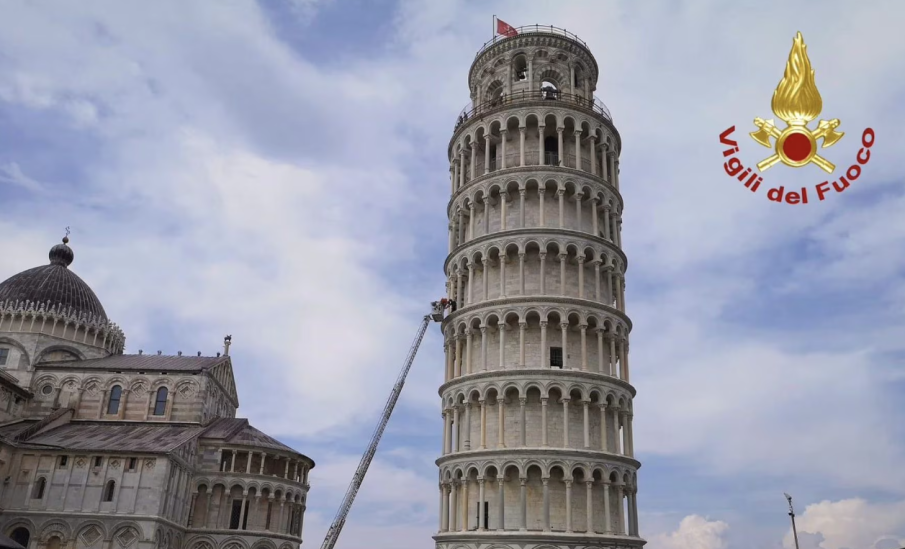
[750, 32, 844, 173]
[772, 32, 822, 125]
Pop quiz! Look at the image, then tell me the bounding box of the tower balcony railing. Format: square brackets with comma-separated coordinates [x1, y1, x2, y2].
[567, 153, 592, 173]
[474, 25, 590, 60]
[454, 89, 612, 132]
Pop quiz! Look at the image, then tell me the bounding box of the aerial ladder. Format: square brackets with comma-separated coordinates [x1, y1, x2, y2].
[319, 300, 449, 549]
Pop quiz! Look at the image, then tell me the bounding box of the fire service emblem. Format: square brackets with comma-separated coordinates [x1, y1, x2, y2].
[749, 32, 843, 173]
[719, 32, 875, 204]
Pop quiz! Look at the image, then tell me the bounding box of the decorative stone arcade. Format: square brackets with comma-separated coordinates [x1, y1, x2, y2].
[435, 25, 643, 549]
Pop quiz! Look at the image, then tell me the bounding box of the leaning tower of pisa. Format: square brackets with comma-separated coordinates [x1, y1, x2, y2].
[436, 25, 642, 549]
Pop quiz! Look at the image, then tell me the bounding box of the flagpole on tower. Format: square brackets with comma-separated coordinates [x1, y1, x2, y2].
[493, 14, 496, 38]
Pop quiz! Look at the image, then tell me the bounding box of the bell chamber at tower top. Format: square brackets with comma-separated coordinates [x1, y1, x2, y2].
[453, 25, 613, 135]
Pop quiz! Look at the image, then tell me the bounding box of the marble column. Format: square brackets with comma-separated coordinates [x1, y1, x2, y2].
[519, 478, 527, 531]
[519, 397, 527, 447]
[565, 479, 573, 532]
[480, 400, 487, 449]
[463, 403, 472, 450]
[562, 398, 570, 447]
[478, 478, 486, 530]
[440, 484, 449, 531]
[497, 477, 505, 531]
[542, 478, 550, 531]
[519, 127, 526, 166]
[541, 397, 549, 446]
[497, 398, 506, 448]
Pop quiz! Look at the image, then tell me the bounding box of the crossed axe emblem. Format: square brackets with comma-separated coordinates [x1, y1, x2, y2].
[750, 117, 844, 173]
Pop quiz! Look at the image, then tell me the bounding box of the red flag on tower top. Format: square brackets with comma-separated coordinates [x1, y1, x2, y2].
[496, 18, 518, 37]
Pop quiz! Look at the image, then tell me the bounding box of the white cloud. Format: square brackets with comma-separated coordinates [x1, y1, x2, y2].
[786, 498, 905, 549]
[649, 515, 730, 549]
[0, 162, 45, 193]
[0, 0, 434, 438]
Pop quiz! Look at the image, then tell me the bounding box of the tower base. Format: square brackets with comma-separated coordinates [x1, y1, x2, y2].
[434, 531, 646, 549]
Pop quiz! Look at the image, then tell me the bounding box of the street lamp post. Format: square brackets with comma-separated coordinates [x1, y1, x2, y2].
[784, 493, 800, 549]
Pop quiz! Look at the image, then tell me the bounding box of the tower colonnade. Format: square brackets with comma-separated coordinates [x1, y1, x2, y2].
[445, 239, 627, 313]
[435, 25, 643, 549]
[449, 110, 622, 194]
[437, 457, 640, 537]
[441, 304, 631, 383]
[439, 375, 635, 457]
[447, 169, 624, 253]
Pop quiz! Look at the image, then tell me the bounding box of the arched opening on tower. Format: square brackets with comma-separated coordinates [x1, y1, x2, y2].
[537, 67, 562, 100]
[486, 81, 504, 107]
[548, 465, 567, 532]
[513, 54, 528, 81]
[476, 126, 498, 176]
[525, 464, 544, 530]
[544, 136, 558, 166]
[560, 117, 578, 170]
[541, 80, 559, 100]
[481, 465, 499, 529]
[574, 62, 590, 101]
[571, 467, 590, 533]
[574, 64, 586, 99]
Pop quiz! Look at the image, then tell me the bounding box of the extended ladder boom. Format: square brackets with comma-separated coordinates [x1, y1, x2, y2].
[319, 312, 435, 549]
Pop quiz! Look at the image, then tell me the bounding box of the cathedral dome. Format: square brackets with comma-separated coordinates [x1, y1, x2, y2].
[0, 236, 108, 323]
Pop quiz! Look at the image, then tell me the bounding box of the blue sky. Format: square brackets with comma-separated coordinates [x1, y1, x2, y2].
[1, 1, 904, 548]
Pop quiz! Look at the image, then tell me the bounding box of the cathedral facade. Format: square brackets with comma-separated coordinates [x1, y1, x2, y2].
[0, 237, 314, 549]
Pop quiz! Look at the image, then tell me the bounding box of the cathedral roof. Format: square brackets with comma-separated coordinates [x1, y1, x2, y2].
[0, 236, 108, 324]
[0, 418, 205, 452]
[0, 370, 31, 398]
[25, 421, 205, 452]
[0, 415, 310, 463]
[0, 420, 37, 441]
[202, 418, 311, 461]
[37, 353, 230, 372]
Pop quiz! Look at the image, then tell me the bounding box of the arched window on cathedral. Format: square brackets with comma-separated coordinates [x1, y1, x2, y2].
[32, 477, 46, 499]
[9, 527, 30, 549]
[153, 387, 168, 416]
[107, 385, 122, 415]
[103, 480, 116, 502]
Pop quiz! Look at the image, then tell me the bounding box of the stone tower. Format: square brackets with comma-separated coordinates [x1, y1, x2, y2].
[436, 25, 642, 549]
